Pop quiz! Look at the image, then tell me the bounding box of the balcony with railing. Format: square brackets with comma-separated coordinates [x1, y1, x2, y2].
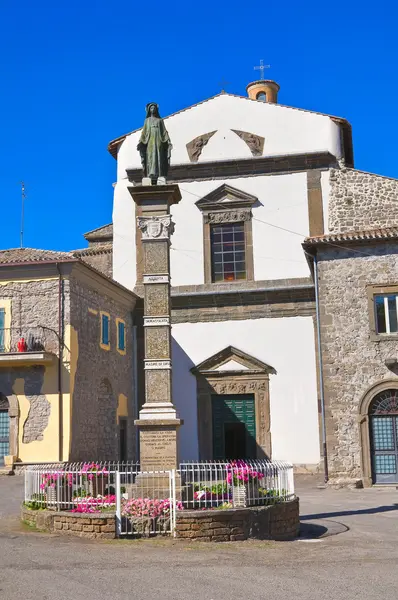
[0, 327, 59, 367]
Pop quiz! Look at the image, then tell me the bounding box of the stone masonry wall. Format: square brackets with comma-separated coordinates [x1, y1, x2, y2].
[21, 507, 115, 539]
[317, 243, 398, 482]
[79, 251, 113, 278]
[175, 499, 300, 542]
[69, 276, 136, 462]
[329, 168, 398, 232]
[0, 279, 71, 448]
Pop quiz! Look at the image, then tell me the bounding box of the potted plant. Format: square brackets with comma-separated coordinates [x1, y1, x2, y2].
[226, 461, 264, 508]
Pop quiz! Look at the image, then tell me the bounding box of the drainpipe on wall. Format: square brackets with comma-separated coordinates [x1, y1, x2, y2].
[313, 253, 329, 483]
[132, 324, 139, 461]
[55, 263, 63, 462]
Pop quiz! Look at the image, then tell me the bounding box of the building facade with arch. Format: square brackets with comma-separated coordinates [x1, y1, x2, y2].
[1, 78, 398, 486]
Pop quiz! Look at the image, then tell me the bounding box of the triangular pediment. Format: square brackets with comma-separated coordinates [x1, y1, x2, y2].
[195, 184, 258, 212]
[191, 346, 276, 375]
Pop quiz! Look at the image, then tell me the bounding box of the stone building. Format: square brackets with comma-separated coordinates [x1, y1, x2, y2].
[303, 170, 398, 486]
[1, 76, 398, 486]
[0, 248, 136, 467]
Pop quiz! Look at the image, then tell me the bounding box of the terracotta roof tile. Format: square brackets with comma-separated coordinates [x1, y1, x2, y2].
[72, 244, 112, 257]
[83, 223, 113, 241]
[0, 248, 74, 264]
[304, 227, 398, 246]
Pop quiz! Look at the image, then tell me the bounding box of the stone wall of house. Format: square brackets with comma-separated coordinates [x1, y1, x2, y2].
[0, 278, 70, 339]
[0, 278, 70, 448]
[21, 507, 115, 539]
[317, 243, 398, 483]
[329, 168, 398, 233]
[79, 250, 113, 278]
[175, 499, 300, 542]
[69, 276, 136, 462]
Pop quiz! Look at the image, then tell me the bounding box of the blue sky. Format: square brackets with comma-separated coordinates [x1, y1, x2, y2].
[1, 1, 397, 252]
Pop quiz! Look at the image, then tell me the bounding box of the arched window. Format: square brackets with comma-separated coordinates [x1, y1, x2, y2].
[370, 390, 398, 415]
[256, 92, 267, 102]
[369, 390, 398, 484]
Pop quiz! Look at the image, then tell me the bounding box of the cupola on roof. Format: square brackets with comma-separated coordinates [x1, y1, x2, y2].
[246, 79, 280, 103]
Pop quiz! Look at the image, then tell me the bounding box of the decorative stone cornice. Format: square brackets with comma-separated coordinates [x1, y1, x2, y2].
[137, 215, 174, 241]
[204, 209, 252, 224]
[126, 152, 337, 184]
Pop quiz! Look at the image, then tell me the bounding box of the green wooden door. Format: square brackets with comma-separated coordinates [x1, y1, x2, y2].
[212, 394, 256, 459]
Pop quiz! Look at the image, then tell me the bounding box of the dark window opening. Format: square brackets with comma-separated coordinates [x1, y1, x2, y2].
[210, 222, 246, 282]
[119, 419, 127, 461]
[256, 92, 267, 102]
[224, 422, 247, 459]
[375, 294, 398, 334]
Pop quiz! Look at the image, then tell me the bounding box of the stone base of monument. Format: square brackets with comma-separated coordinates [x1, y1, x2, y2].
[127, 472, 183, 501]
[134, 418, 183, 472]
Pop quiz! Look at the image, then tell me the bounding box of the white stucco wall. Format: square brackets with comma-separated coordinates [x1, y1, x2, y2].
[113, 93, 339, 290]
[113, 172, 312, 289]
[172, 317, 320, 465]
[117, 94, 342, 177]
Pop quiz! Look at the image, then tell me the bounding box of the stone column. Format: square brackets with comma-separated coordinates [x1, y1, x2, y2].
[129, 184, 182, 471]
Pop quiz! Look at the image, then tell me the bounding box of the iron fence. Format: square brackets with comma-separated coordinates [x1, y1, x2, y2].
[24, 459, 295, 537]
[179, 459, 294, 509]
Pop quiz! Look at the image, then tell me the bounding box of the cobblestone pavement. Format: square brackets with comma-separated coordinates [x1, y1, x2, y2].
[1, 475, 398, 600]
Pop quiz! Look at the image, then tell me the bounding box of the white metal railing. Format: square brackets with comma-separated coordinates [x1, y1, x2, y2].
[24, 462, 138, 512]
[24, 459, 294, 536]
[179, 459, 294, 510]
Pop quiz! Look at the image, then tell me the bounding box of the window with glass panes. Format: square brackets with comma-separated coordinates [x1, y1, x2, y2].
[210, 222, 246, 282]
[375, 294, 398, 334]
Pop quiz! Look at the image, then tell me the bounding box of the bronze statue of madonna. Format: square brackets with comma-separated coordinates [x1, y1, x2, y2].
[137, 103, 172, 184]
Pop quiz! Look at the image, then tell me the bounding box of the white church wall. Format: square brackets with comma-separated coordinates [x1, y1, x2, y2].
[172, 317, 320, 465]
[112, 171, 311, 290]
[112, 179, 137, 290]
[170, 172, 310, 286]
[112, 94, 341, 290]
[118, 94, 342, 173]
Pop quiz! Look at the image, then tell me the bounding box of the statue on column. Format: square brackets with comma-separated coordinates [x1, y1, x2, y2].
[137, 103, 172, 185]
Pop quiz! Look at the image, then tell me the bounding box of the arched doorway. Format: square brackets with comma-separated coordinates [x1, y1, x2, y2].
[0, 394, 10, 466]
[369, 390, 398, 484]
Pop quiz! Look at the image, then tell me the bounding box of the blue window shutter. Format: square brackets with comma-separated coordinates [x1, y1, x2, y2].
[118, 322, 125, 351]
[102, 315, 109, 345]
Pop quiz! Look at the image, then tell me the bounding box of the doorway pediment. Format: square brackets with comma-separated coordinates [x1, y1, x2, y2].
[191, 345, 276, 376]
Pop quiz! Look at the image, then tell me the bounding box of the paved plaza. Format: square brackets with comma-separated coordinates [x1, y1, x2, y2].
[0, 475, 397, 600]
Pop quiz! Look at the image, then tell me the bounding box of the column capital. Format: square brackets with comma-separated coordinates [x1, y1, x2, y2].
[128, 184, 181, 215]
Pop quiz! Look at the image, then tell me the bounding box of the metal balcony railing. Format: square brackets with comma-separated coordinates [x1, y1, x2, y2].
[0, 326, 59, 356]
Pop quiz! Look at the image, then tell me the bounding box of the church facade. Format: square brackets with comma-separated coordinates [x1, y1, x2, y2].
[1, 77, 398, 486]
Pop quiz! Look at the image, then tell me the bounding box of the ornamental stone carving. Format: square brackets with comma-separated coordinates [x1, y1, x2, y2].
[205, 209, 252, 225]
[231, 130, 264, 157]
[210, 379, 267, 394]
[186, 131, 217, 162]
[137, 215, 175, 241]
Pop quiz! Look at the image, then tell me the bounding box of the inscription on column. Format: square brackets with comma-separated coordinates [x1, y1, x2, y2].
[140, 428, 177, 467]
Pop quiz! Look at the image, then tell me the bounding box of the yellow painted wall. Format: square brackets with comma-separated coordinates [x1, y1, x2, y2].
[16, 364, 60, 463]
[117, 393, 128, 422]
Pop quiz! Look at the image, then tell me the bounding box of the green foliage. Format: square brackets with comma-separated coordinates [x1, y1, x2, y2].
[23, 500, 46, 511]
[258, 487, 287, 505]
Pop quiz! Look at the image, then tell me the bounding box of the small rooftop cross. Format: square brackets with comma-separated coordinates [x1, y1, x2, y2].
[254, 59, 270, 80]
